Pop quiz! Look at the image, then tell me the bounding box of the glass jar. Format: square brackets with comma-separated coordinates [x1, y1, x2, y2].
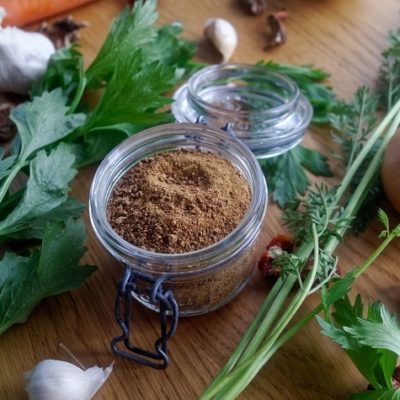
[89, 122, 267, 367]
[172, 64, 313, 158]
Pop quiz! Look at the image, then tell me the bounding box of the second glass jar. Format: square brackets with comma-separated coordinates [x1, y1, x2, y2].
[172, 63, 313, 158]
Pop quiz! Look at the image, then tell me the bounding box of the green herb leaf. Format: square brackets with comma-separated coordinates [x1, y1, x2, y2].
[260, 145, 332, 207]
[345, 304, 400, 356]
[0, 218, 96, 335]
[11, 90, 85, 162]
[85, 1, 158, 86]
[30, 45, 84, 104]
[296, 146, 333, 177]
[319, 296, 399, 390]
[257, 60, 337, 124]
[260, 150, 308, 207]
[0, 199, 84, 241]
[321, 271, 355, 312]
[379, 29, 400, 111]
[145, 23, 200, 79]
[0, 144, 78, 239]
[74, 129, 128, 168]
[378, 209, 391, 238]
[330, 87, 382, 233]
[83, 51, 174, 133]
[0, 153, 17, 182]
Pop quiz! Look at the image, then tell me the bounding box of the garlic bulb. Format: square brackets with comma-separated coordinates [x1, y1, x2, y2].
[25, 359, 113, 400]
[0, 13, 55, 95]
[204, 18, 238, 63]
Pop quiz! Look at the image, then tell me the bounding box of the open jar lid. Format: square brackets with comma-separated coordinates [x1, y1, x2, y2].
[172, 64, 313, 159]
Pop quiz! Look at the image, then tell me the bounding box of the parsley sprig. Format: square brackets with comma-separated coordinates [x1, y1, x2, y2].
[0, 0, 197, 335]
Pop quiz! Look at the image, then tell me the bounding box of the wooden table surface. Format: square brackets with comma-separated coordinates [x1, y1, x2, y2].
[1, 0, 400, 399]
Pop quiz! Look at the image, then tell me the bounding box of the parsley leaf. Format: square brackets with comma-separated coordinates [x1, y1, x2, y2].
[320, 272, 355, 313]
[0, 150, 17, 182]
[0, 144, 81, 240]
[0, 219, 96, 335]
[76, 51, 175, 164]
[318, 296, 400, 391]
[259, 144, 332, 207]
[258, 61, 338, 124]
[82, 51, 174, 132]
[11, 90, 85, 163]
[85, 1, 158, 86]
[30, 45, 84, 106]
[144, 23, 201, 79]
[3, 199, 85, 241]
[345, 304, 400, 357]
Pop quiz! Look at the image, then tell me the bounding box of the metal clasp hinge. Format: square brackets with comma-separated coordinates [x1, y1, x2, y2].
[111, 264, 179, 369]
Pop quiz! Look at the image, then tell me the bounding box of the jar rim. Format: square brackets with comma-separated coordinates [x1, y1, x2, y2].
[187, 63, 300, 118]
[89, 122, 267, 275]
[172, 63, 313, 159]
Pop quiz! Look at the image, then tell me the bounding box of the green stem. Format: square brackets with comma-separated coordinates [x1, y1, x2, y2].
[202, 225, 320, 400]
[0, 161, 24, 204]
[202, 277, 285, 393]
[267, 228, 399, 359]
[324, 107, 400, 254]
[335, 98, 400, 202]
[202, 242, 314, 398]
[210, 224, 400, 399]
[353, 232, 397, 278]
[238, 275, 296, 362]
[217, 225, 321, 399]
[68, 75, 87, 114]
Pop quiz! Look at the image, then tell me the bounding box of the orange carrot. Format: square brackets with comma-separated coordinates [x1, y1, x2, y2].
[2, 0, 96, 27]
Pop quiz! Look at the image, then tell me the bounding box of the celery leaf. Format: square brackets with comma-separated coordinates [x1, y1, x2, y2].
[0, 219, 96, 335]
[0, 144, 81, 240]
[11, 90, 85, 162]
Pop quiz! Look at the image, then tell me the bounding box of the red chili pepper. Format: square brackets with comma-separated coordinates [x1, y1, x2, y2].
[258, 235, 342, 281]
[258, 235, 293, 280]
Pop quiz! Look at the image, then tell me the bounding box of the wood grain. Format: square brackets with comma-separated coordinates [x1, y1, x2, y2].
[0, 0, 399, 399]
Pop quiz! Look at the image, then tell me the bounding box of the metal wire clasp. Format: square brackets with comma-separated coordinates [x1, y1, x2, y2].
[111, 264, 179, 369]
[195, 115, 234, 136]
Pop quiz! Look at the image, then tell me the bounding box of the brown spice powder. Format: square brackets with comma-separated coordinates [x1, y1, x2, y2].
[107, 149, 251, 253]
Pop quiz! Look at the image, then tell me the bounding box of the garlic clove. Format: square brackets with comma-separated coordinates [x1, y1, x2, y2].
[25, 359, 113, 400]
[0, 26, 55, 95]
[204, 18, 238, 63]
[86, 363, 114, 399]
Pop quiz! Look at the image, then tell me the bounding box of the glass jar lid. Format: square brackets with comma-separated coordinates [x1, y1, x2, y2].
[172, 63, 313, 159]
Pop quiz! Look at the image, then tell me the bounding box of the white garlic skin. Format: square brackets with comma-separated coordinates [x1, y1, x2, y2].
[204, 18, 238, 63]
[0, 27, 55, 95]
[25, 359, 113, 400]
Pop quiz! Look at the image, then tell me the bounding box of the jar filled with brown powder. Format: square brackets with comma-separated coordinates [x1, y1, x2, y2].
[107, 149, 251, 254]
[89, 122, 267, 366]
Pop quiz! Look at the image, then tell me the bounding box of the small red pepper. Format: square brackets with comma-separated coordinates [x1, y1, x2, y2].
[257, 235, 293, 279]
[258, 235, 342, 281]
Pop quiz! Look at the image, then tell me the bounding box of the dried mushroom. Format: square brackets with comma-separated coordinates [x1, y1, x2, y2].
[238, 0, 268, 16]
[265, 10, 288, 50]
[39, 16, 88, 49]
